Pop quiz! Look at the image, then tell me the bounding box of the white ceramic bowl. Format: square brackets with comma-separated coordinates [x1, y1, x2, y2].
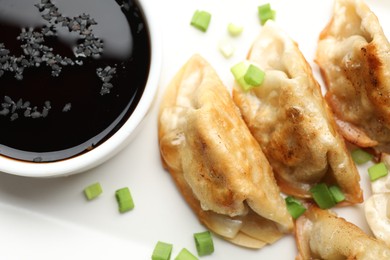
[0, 0, 161, 177]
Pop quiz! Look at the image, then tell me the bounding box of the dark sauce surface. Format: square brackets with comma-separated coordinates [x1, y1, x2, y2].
[0, 0, 150, 162]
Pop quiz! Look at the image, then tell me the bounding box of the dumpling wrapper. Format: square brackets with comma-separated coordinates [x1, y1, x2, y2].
[365, 193, 390, 248]
[158, 54, 293, 248]
[232, 21, 362, 203]
[295, 205, 390, 260]
[364, 153, 390, 247]
[316, 0, 390, 150]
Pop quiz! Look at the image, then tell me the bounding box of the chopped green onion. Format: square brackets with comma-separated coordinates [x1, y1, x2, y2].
[194, 231, 214, 256]
[351, 149, 373, 164]
[329, 185, 345, 203]
[258, 3, 276, 25]
[310, 183, 336, 209]
[190, 10, 211, 32]
[227, 23, 243, 36]
[83, 182, 103, 200]
[230, 61, 249, 79]
[218, 40, 235, 58]
[115, 187, 134, 213]
[152, 241, 173, 260]
[285, 196, 306, 219]
[231, 62, 265, 91]
[237, 77, 253, 92]
[368, 162, 388, 182]
[244, 64, 265, 86]
[231, 62, 253, 91]
[175, 248, 198, 260]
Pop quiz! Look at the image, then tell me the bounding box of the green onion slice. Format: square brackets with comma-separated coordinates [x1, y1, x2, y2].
[152, 241, 173, 260]
[236, 77, 254, 92]
[258, 3, 276, 25]
[310, 183, 336, 209]
[231, 62, 265, 91]
[175, 248, 198, 260]
[115, 187, 135, 213]
[368, 162, 388, 182]
[190, 10, 211, 32]
[285, 196, 306, 219]
[83, 182, 103, 200]
[244, 64, 265, 86]
[194, 231, 214, 256]
[351, 149, 373, 165]
[329, 185, 345, 203]
[218, 40, 235, 58]
[230, 61, 248, 79]
[227, 23, 243, 36]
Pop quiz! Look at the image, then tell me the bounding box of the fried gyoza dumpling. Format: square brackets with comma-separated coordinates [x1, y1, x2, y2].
[295, 205, 390, 259]
[316, 0, 390, 150]
[158, 55, 293, 248]
[232, 21, 362, 203]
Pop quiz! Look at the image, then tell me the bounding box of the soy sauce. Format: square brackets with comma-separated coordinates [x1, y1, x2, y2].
[0, 0, 150, 162]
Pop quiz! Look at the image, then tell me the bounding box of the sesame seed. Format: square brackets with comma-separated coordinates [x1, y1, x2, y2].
[42, 14, 52, 21]
[0, 49, 10, 56]
[62, 103, 72, 112]
[22, 101, 30, 109]
[4, 96, 13, 104]
[31, 111, 41, 118]
[44, 100, 51, 109]
[15, 73, 23, 81]
[42, 107, 49, 117]
[0, 108, 9, 116]
[16, 99, 23, 109]
[0, 0, 118, 117]
[103, 83, 113, 89]
[10, 113, 18, 121]
[24, 109, 31, 117]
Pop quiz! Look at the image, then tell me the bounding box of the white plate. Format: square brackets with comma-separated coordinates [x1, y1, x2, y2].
[0, 0, 388, 259]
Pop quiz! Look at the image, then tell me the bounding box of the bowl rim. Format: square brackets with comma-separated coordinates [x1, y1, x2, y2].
[0, 0, 162, 177]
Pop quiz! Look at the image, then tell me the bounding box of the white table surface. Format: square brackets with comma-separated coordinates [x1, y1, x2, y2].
[0, 0, 388, 259]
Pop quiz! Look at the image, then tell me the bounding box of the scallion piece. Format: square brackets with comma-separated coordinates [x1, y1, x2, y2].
[83, 182, 102, 200]
[227, 23, 243, 37]
[190, 10, 211, 32]
[237, 77, 253, 91]
[231, 62, 265, 91]
[230, 61, 248, 79]
[368, 162, 388, 182]
[152, 241, 173, 260]
[218, 41, 235, 58]
[231, 62, 252, 91]
[310, 183, 336, 209]
[194, 231, 214, 256]
[351, 149, 373, 165]
[329, 185, 345, 203]
[175, 248, 198, 260]
[285, 196, 306, 219]
[115, 187, 134, 213]
[258, 3, 276, 25]
[244, 64, 265, 86]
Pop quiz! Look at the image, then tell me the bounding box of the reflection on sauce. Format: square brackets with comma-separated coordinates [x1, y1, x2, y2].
[0, 0, 151, 162]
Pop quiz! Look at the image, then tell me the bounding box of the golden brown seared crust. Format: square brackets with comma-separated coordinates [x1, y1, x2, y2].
[295, 205, 390, 260]
[316, 0, 390, 149]
[232, 21, 362, 203]
[158, 54, 293, 248]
